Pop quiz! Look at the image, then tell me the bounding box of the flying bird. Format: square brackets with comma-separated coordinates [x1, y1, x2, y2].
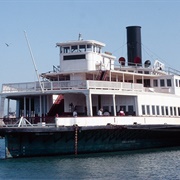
[5, 43, 9, 47]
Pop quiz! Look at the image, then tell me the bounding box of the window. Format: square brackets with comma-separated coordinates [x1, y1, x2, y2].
[178, 107, 180, 116]
[156, 106, 160, 115]
[161, 106, 164, 115]
[144, 79, 150, 87]
[96, 46, 101, 53]
[87, 44, 92, 51]
[167, 79, 172, 87]
[165, 106, 168, 115]
[174, 107, 177, 116]
[93, 45, 96, 52]
[152, 105, 155, 115]
[63, 47, 70, 53]
[160, 79, 165, 87]
[176, 79, 178, 87]
[146, 105, 150, 115]
[170, 106, 173, 116]
[71, 45, 78, 52]
[63, 54, 85, 60]
[153, 79, 158, 87]
[142, 105, 145, 115]
[79, 45, 86, 52]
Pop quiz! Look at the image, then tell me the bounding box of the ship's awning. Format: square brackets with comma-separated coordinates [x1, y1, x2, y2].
[56, 40, 105, 47]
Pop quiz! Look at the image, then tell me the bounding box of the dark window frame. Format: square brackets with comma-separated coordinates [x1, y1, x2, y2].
[63, 54, 86, 60]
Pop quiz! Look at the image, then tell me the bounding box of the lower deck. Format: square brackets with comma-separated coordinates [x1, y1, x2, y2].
[2, 91, 180, 123]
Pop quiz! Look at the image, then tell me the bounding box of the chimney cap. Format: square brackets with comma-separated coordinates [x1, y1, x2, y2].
[126, 26, 141, 29]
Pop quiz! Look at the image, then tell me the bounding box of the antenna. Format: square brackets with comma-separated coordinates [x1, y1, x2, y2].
[78, 33, 83, 41]
[24, 31, 44, 93]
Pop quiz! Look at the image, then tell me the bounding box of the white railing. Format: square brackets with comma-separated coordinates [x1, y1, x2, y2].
[144, 87, 175, 94]
[87, 81, 143, 91]
[2, 82, 41, 93]
[55, 116, 180, 127]
[1, 80, 144, 93]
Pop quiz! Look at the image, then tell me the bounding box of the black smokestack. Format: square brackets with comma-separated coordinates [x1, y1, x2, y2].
[126, 26, 142, 66]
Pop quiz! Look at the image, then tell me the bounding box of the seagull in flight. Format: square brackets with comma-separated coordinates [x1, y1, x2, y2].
[5, 43, 10, 47]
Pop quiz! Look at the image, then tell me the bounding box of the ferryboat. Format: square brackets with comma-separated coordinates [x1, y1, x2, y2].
[1, 26, 180, 158]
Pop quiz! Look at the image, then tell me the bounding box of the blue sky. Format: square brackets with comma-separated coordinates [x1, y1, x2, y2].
[1, 0, 180, 88]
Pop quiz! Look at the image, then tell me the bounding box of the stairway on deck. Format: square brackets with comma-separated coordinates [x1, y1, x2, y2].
[48, 95, 64, 117]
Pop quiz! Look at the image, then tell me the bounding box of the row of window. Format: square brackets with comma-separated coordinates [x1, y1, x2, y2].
[153, 79, 172, 87]
[61, 44, 102, 54]
[124, 70, 175, 88]
[142, 105, 180, 116]
[119, 79, 172, 88]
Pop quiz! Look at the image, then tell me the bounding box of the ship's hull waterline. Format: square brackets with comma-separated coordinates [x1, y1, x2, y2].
[2, 124, 180, 158]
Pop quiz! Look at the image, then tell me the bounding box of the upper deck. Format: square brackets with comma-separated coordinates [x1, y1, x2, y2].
[2, 66, 180, 96]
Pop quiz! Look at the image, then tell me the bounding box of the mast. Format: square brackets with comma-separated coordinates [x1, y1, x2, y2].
[24, 31, 44, 93]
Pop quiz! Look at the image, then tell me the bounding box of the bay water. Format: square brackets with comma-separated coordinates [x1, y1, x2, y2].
[0, 138, 180, 180]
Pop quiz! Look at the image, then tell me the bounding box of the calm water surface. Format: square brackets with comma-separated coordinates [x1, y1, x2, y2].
[0, 138, 180, 180]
